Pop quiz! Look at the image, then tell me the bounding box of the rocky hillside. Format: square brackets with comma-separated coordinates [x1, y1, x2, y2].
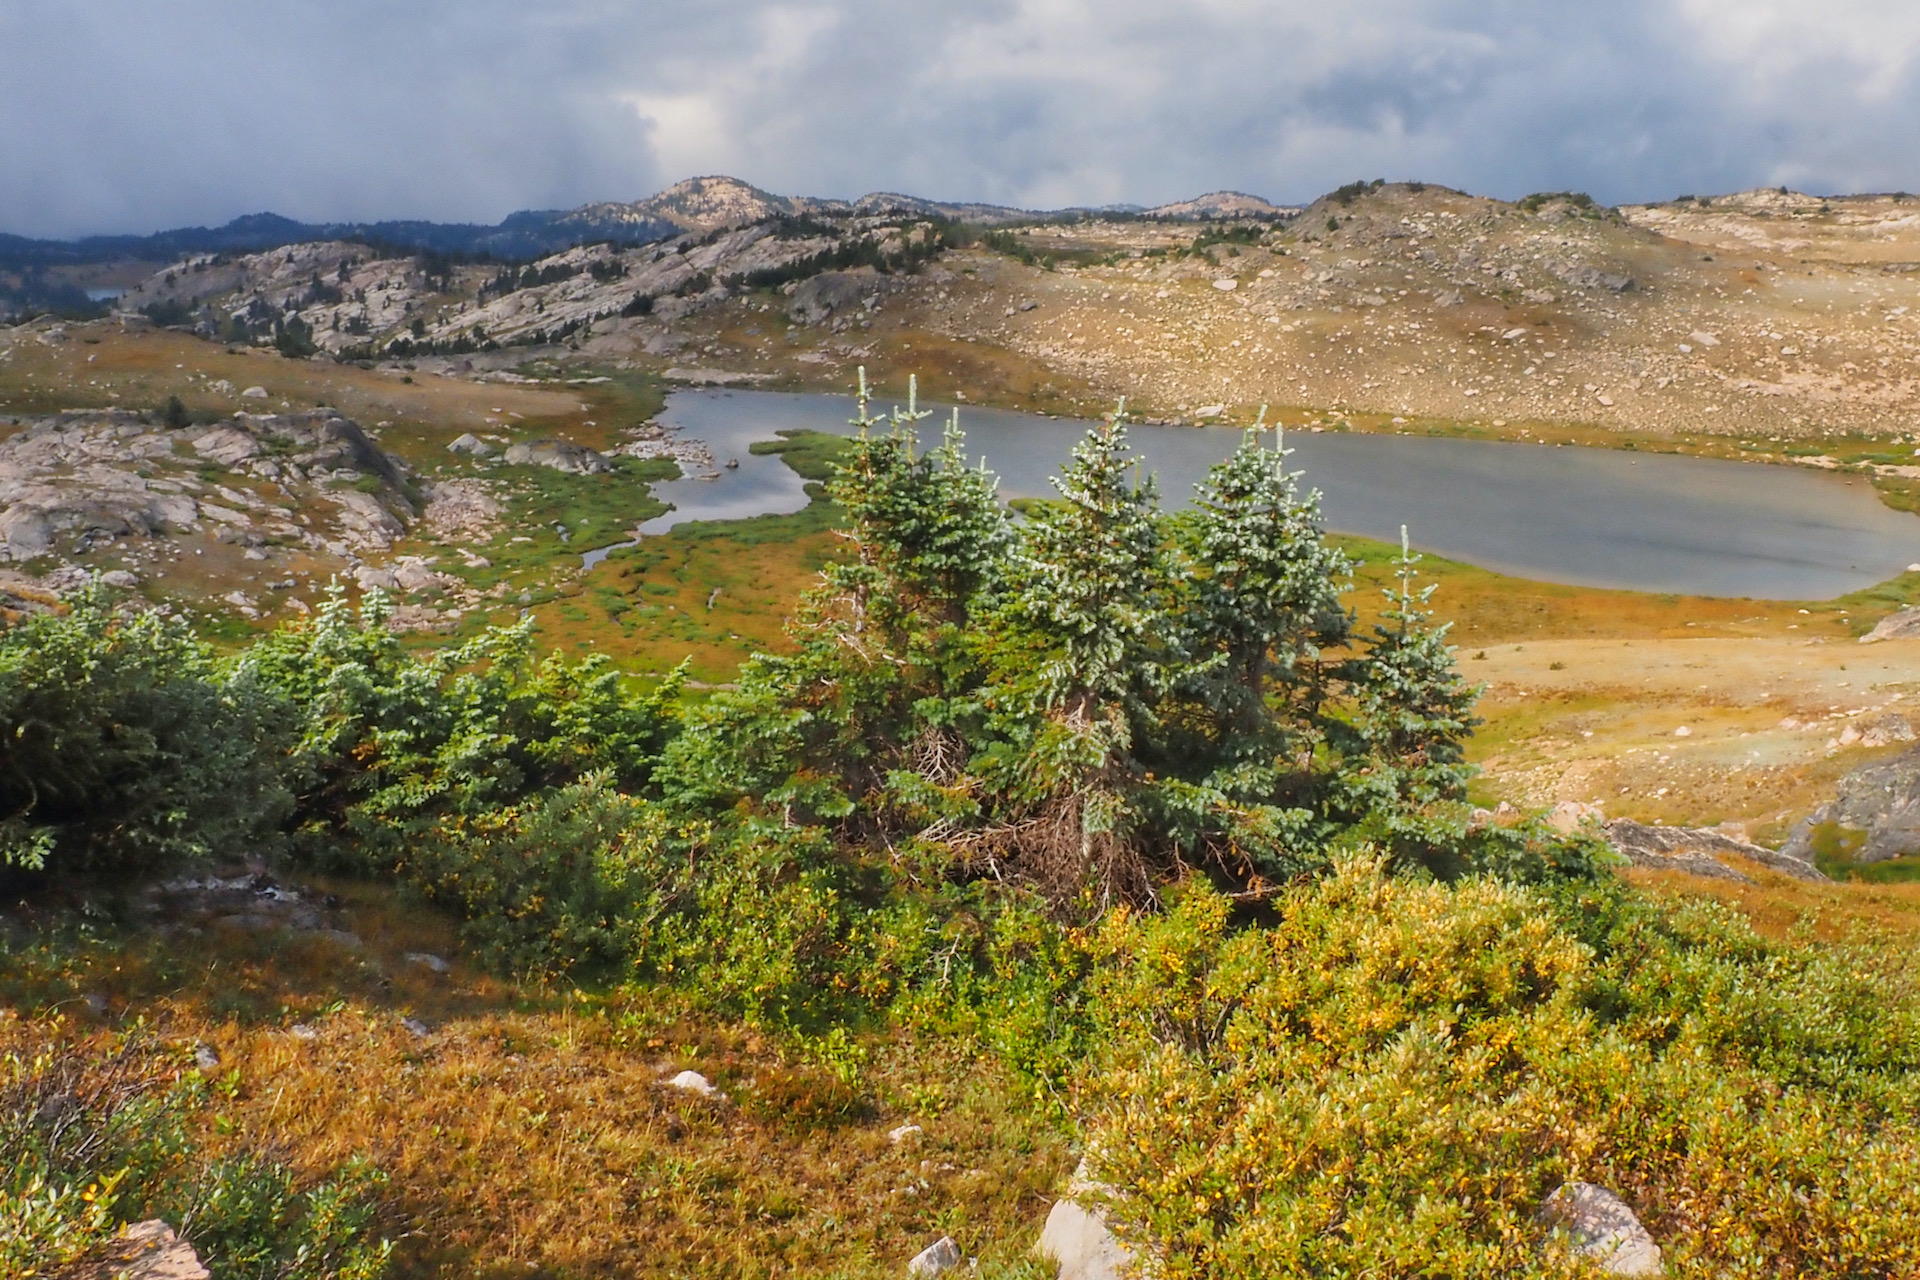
[118, 200, 955, 358]
[883, 181, 1920, 439]
[103, 177, 1920, 442]
[0, 396, 587, 634]
[0, 408, 419, 556]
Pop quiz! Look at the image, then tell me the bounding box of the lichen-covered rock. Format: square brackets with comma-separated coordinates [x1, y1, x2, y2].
[1784, 743, 1920, 866]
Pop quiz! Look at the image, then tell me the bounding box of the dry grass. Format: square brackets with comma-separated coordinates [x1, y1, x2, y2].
[0, 880, 1070, 1279]
[0, 327, 584, 432]
[1626, 863, 1920, 945]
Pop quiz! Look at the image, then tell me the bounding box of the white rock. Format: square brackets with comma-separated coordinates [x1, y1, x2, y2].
[1673, 726, 1690, 737]
[889, 1123, 923, 1145]
[241, 385, 268, 399]
[1211, 278, 1238, 291]
[908, 1236, 963, 1277]
[1039, 1201, 1134, 1280]
[101, 569, 140, 588]
[1038, 1158, 1136, 1280]
[1538, 1182, 1662, 1276]
[667, 1069, 718, 1096]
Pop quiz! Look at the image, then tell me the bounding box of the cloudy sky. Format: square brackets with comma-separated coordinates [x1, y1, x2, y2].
[6, 0, 1920, 238]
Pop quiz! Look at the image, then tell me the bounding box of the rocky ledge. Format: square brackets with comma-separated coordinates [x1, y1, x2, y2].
[0, 407, 418, 569]
[1606, 819, 1826, 884]
[1783, 743, 1920, 868]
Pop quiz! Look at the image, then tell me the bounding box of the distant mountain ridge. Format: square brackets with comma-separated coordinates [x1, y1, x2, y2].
[0, 175, 1295, 318]
[1, 176, 1293, 269]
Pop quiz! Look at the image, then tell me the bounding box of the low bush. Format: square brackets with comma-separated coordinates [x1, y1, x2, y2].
[0, 591, 289, 880]
[1078, 861, 1920, 1277]
[245, 590, 682, 871]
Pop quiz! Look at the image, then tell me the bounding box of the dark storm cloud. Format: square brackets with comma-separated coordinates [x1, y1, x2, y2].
[5, 0, 1919, 237]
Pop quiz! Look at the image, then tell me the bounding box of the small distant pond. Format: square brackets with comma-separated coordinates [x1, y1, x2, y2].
[587, 389, 1920, 600]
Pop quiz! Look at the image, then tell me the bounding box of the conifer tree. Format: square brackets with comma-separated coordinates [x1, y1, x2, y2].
[995, 402, 1169, 720]
[1342, 526, 1481, 810]
[1181, 412, 1351, 749]
[828, 370, 1010, 626]
[965, 403, 1173, 908]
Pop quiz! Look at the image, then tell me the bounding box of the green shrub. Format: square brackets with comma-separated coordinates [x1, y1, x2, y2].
[0, 591, 289, 879]
[246, 590, 682, 870]
[403, 776, 678, 976]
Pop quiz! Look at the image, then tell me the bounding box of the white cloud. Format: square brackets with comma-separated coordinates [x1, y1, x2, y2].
[1677, 0, 1920, 99]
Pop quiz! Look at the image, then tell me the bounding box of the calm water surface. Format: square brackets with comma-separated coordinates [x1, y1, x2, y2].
[601, 389, 1920, 600]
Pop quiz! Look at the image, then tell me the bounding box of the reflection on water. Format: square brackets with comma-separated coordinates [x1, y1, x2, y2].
[582, 389, 1920, 599]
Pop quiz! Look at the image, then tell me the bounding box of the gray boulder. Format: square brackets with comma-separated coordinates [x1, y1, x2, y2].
[788, 271, 870, 326]
[1784, 744, 1920, 866]
[1537, 1183, 1662, 1276]
[1860, 606, 1920, 642]
[191, 425, 262, 467]
[503, 439, 613, 475]
[1606, 819, 1826, 882]
[907, 1236, 963, 1277]
[0, 507, 53, 558]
